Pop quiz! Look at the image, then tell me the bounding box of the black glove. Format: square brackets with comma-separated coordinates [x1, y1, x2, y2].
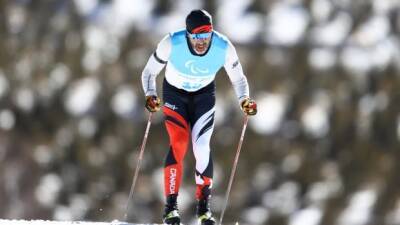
[145, 95, 161, 112]
[240, 97, 257, 116]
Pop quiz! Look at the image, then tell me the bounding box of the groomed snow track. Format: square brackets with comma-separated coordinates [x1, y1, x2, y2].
[0, 220, 164, 225]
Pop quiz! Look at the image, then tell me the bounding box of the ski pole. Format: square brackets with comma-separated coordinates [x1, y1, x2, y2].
[124, 112, 153, 221]
[219, 115, 249, 225]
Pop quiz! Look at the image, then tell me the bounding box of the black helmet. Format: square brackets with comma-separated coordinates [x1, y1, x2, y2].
[186, 9, 213, 34]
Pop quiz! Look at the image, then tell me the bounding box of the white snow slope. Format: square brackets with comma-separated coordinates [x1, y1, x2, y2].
[0, 220, 161, 225]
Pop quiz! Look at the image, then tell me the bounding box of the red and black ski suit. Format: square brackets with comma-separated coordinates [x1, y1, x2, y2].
[163, 79, 215, 200]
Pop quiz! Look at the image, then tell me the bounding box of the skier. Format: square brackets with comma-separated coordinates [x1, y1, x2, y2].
[141, 9, 257, 225]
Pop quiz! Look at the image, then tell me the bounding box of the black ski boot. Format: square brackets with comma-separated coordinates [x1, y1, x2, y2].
[197, 197, 216, 225]
[163, 194, 181, 225]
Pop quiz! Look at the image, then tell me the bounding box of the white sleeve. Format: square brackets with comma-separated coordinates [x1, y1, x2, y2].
[141, 35, 172, 96]
[224, 41, 250, 103]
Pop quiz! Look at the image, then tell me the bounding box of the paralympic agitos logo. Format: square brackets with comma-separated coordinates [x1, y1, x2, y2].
[184, 60, 209, 74]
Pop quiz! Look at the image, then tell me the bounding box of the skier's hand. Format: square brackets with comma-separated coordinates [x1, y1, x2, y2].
[145, 95, 161, 112]
[241, 97, 257, 116]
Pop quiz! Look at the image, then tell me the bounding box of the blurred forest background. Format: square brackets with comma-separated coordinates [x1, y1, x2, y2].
[1, 0, 400, 225]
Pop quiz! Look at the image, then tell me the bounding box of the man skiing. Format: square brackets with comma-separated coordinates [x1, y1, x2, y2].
[141, 9, 257, 225]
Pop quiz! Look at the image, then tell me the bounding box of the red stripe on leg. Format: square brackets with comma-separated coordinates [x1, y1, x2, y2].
[163, 106, 189, 196]
[196, 176, 213, 200]
[163, 106, 189, 130]
[165, 121, 189, 161]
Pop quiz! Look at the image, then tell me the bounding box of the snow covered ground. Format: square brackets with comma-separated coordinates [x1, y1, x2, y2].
[0, 220, 160, 225]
